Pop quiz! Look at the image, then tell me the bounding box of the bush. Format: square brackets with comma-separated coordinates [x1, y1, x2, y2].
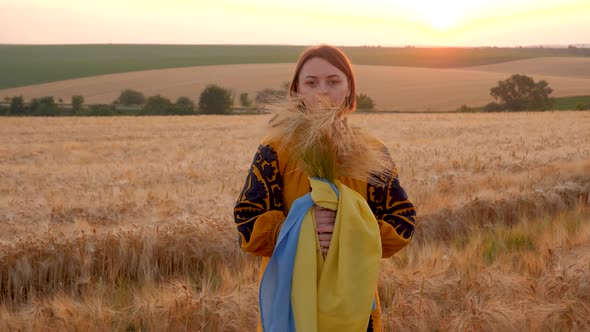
[198, 85, 233, 114]
[137, 95, 196, 115]
[139, 95, 174, 115]
[10, 96, 26, 115]
[456, 104, 476, 112]
[484, 102, 505, 112]
[30, 96, 61, 116]
[116, 89, 146, 106]
[490, 74, 553, 111]
[84, 104, 125, 116]
[72, 95, 84, 113]
[356, 93, 375, 110]
[175, 97, 195, 115]
[575, 102, 589, 111]
[239, 93, 252, 108]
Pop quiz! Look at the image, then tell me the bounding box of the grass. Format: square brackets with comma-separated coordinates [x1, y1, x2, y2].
[457, 95, 590, 112]
[482, 229, 536, 264]
[553, 95, 590, 110]
[1, 44, 589, 89]
[0, 45, 303, 89]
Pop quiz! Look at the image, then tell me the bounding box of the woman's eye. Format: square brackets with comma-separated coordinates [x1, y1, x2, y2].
[306, 81, 316, 87]
[329, 80, 340, 85]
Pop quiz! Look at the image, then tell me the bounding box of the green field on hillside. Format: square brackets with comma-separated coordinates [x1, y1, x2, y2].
[459, 95, 590, 112]
[553, 95, 590, 110]
[1, 44, 589, 89]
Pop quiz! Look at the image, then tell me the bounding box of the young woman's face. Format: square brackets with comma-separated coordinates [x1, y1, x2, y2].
[297, 57, 350, 111]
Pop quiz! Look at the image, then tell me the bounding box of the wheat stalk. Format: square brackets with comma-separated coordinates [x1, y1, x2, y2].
[266, 96, 391, 186]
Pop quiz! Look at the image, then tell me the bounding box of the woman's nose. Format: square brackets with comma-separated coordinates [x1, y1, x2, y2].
[317, 90, 328, 101]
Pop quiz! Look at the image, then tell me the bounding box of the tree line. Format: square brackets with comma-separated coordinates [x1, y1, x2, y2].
[1, 74, 585, 116]
[2, 85, 240, 117]
[0, 83, 378, 117]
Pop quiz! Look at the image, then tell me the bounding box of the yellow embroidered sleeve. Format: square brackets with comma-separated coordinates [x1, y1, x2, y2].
[367, 148, 417, 258]
[234, 144, 286, 257]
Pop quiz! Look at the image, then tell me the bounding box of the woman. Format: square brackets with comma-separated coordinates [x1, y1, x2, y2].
[234, 45, 416, 332]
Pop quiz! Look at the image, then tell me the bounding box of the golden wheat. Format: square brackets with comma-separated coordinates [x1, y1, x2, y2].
[0, 112, 588, 330]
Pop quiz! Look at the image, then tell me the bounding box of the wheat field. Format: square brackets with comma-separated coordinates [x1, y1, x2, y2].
[0, 112, 589, 331]
[2, 57, 590, 111]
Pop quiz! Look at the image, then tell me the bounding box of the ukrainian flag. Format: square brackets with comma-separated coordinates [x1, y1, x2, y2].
[259, 177, 382, 332]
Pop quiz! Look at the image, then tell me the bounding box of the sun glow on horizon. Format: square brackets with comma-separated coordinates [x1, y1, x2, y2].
[397, 0, 469, 32]
[428, 9, 462, 31]
[0, 0, 588, 46]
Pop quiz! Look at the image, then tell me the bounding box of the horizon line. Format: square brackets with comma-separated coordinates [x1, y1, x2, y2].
[1, 42, 590, 48]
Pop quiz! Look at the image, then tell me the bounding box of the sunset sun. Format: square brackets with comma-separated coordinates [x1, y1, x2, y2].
[430, 15, 459, 30]
[422, 3, 463, 31]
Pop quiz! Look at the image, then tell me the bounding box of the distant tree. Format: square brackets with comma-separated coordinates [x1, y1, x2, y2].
[30, 96, 60, 116]
[239, 92, 252, 107]
[140, 95, 174, 115]
[86, 104, 120, 116]
[175, 96, 195, 115]
[456, 104, 476, 112]
[483, 102, 505, 112]
[72, 95, 84, 113]
[10, 96, 26, 115]
[116, 89, 146, 106]
[575, 102, 589, 111]
[356, 93, 375, 110]
[29, 98, 40, 113]
[490, 74, 553, 111]
[568, 45, 580, 55]
[198, 85, 233, 114]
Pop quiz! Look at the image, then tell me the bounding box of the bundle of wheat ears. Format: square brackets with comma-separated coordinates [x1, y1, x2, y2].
[267, 96, 392, 188]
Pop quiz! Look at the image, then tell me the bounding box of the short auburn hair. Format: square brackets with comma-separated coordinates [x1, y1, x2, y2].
[289, 45, 356, 112]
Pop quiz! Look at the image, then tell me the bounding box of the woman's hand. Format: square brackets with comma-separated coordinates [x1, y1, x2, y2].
[315, 205, 336, 254]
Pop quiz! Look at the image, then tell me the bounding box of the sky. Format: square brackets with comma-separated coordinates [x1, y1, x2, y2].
[0, 0, 589, 46]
